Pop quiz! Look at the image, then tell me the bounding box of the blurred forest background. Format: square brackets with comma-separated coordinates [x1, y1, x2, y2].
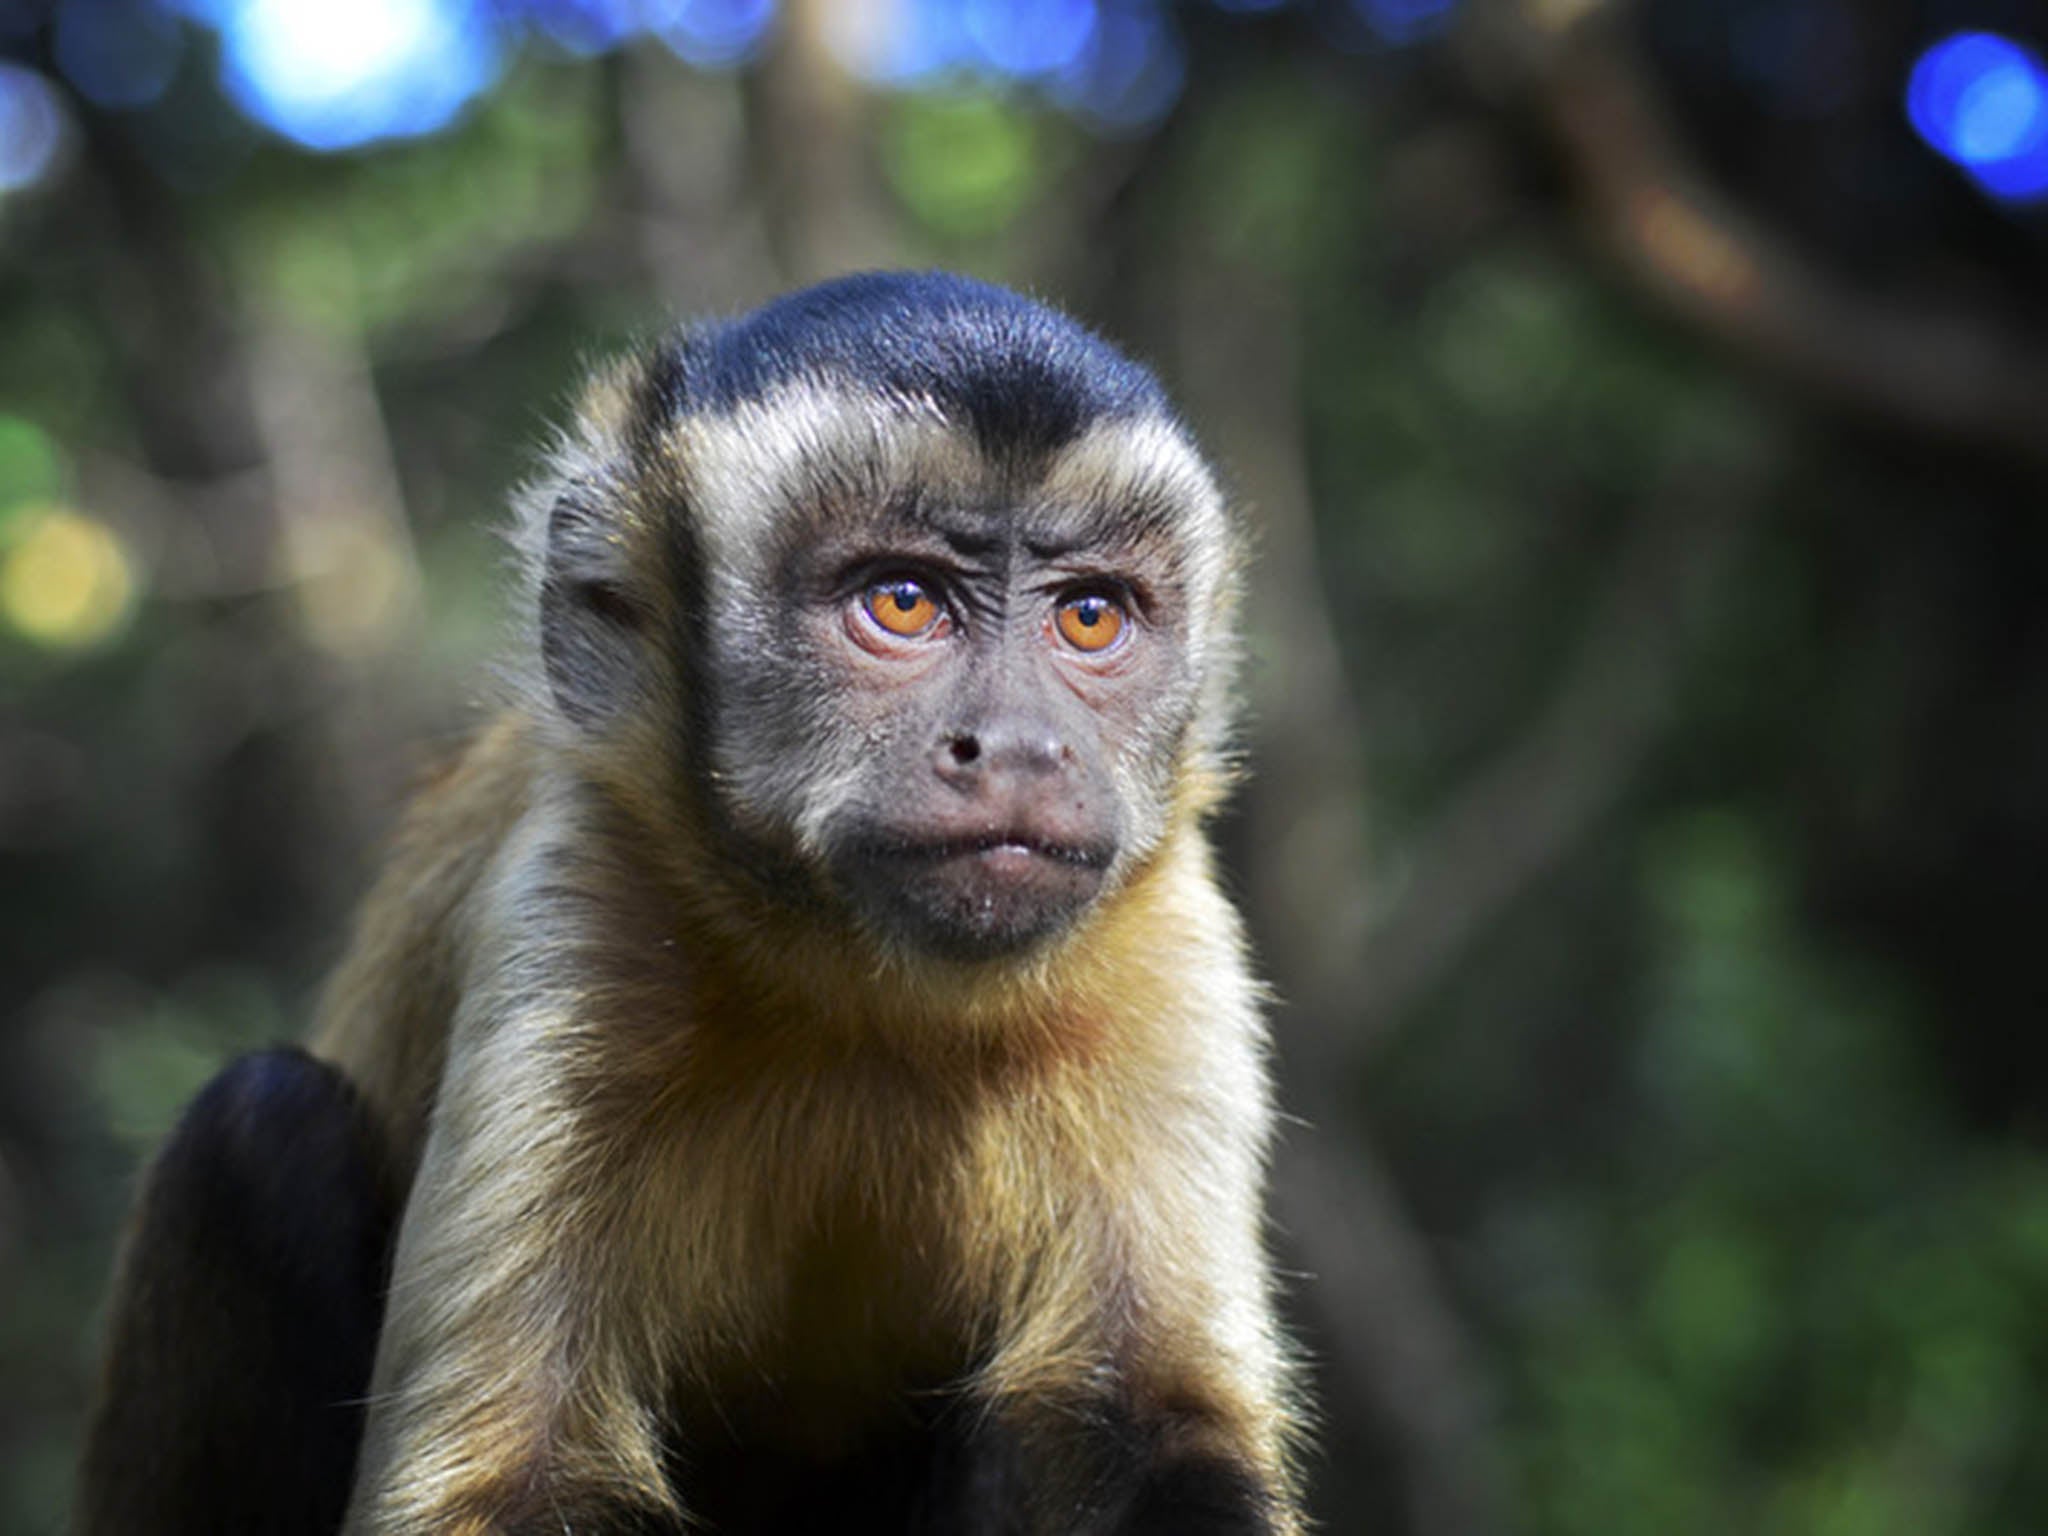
[5, 0, 2048, 1531]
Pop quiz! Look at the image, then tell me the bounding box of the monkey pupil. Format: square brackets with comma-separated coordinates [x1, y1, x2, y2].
[891, 587, 920, 612]
[1075, 601, 1102, 626]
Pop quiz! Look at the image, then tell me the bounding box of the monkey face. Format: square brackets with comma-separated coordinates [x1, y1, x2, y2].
[534, 277, 1241, 965]
[685, 394, 1235, 964]
[797, 539, 1153, 960]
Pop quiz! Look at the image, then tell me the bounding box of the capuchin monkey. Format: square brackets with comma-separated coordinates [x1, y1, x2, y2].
[76, 272, 1302, 1536]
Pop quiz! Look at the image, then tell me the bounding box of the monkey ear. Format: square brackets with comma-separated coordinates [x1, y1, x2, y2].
[538, 488, 650, 730]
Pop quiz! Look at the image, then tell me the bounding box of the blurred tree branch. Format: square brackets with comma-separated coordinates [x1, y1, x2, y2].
[751, 0, 903, 286]
[1471, 0, 2048, 467]
[1171, 253, 1516, 1536]
[1357, 448, 1758, 1037]
[623, 51, 778, 310]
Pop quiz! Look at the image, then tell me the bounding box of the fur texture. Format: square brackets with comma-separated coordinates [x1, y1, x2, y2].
[99, 273, 1300, 1536]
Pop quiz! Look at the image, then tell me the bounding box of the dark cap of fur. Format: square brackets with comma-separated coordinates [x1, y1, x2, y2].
[642, 271, 1173, 458]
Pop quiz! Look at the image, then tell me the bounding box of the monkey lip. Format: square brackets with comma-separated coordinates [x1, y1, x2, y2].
[840, 829, 1115, 959]
[878, 831, 1114, 874]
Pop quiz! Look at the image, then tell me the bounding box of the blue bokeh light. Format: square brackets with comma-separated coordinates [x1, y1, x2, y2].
[180, 0, 1204, 149]
[837, 0, 1183, 134]
[962, 0, 1097, 78]
[54, 0, 185, 110]
[0, 62, 68, 192]
[1049, 2, 1185, 135]
[1907, 31, 2048, 202]
[645, 0, 777, 69]
[210, 0, 503, 152]
[843, 0, 980, 86]
[521, 0, 640, 56]
[1351, 0, 1458, 47]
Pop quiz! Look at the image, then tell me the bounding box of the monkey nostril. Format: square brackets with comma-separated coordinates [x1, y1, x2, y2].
[949, 735, 981, 766]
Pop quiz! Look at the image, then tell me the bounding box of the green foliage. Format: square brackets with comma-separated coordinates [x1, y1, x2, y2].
[234, 62, 608, 337]
[87, 968, 288, 1150]
[1495, 811, 2048, 1536]
[882, 90, 1048, 238]
[1312, 186, 2043, 1531]
[0, 310, 104, 440]
[0, 414, 65, 513]
[1180, 73, 1356, 280]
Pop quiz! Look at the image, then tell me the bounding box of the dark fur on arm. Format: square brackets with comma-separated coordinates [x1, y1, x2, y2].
[75, 1048, 395, 1536]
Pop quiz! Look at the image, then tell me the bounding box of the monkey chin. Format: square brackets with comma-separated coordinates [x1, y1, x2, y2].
[838, 833, 1115, 963]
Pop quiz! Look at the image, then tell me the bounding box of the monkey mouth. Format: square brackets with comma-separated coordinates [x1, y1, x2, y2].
[891, 832, 1113, 870]
[838, 829, 1116, 960]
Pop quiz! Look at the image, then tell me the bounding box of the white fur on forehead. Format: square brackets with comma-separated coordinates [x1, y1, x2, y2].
[1036, 413, 1235, 595]
[1037, 413, 1224, 521]
[674, 380, 1235, 588]
[675, 382, 983, 572]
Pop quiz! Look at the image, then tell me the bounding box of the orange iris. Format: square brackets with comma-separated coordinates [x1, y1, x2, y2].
[1055, 592, 1125, 652]
[863, 579, 941, 637]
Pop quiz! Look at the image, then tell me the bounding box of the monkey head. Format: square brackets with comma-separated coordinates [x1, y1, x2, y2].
[532, 273, 1241, 963]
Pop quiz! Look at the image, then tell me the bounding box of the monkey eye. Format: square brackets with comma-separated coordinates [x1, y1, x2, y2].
[861, 577, 945, 639]
[1054, 590, 1127, 653]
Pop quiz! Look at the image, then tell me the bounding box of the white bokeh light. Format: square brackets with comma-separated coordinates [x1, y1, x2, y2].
[0, 63, 68, 193]
[213, 0, 501, 151]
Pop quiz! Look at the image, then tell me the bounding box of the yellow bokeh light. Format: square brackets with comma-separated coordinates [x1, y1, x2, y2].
[0, 504, 138, 649]
[285, 518, 418, 659]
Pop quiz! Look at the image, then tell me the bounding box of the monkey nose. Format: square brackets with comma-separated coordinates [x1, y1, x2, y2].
[937, 722, 1066, 785]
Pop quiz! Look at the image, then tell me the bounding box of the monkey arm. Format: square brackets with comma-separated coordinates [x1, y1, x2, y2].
[310, 715, 536, 1179]
[1104, 1011, 1303, 1536]
[75, 1048, 396, 1536]
[964, 1068, 1303, 1536]
[1102, 1307, 1303, 1536]
[1069, 1263, 1299, 1536]
[340, 995, 684, 1536]
[974, 1237, 1301, 1536]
